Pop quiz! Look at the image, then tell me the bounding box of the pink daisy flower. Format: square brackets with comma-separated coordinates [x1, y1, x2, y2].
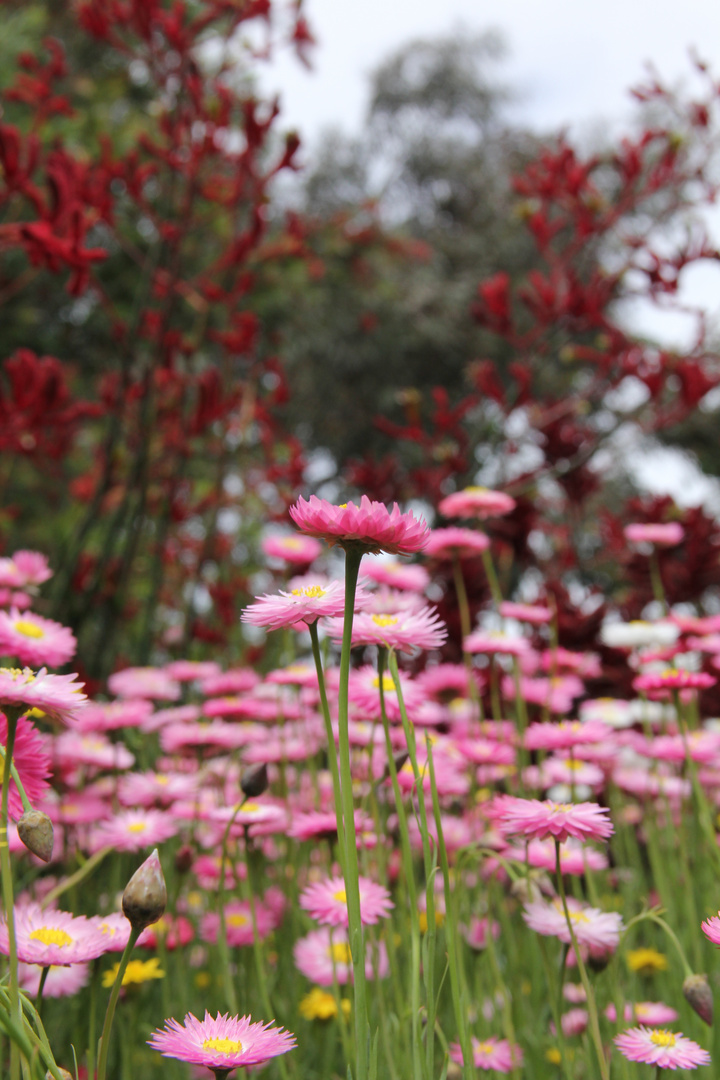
[299, 875, 393, 928]
[523, 720, 611, 751]
[293, 927, 389, 985]
[0, 902, 110, 965]
[164, 660, 222, 682]
[464, 631, 531, 656]
[523, 898, 623, 957]
[89, 912, 132, 953]
[491, 795, 613, 843]
[325, 606, 447, 653]
[449, 1035, 523, 1072]
[438, 486, 516, 520]
[199, 668, 259, 696]
[0, 552, 52, 589]
[148, 1010, 296, 1071]
[624, 522, 685, 546]
[361, 558, 430, 592]
[0, 609, 77, 669]
[200, 901, 275, 947]
[18, 960, 90, 997]
[0, 712, 51, 819]
[701, 913, 720, 946]
[289, 494, 429, 556]
[614, 1027, 710, 1070]
[88, 810, 178, 853]
[107, 666, 180, 701]
[242, 581, 370, 631]
[499, 600, 552, 624]
[605, 1002, 679, 1025]
[424, 527, 490, 560]
[262, 533, 323, 564]
[0, 666, 86, 725]
[633, 668, 715, 693]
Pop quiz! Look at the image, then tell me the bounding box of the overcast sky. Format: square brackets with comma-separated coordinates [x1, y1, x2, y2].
[259, 0, 720, 146]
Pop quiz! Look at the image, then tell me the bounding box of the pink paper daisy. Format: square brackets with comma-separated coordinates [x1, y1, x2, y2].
[0, 712, 51, 819]
[262, 533, 323, 564]
[200, 900, 275, 947]
[438, 486, 516, 520]
[423, 527, 490, 560]
[88, 809, 178, 853]
[361, 558, 430, 592]
[0, 609, 77, 669]
[449, 1035, 523, 1072]
[293, 927, 389, 985]
[499, 600, 553, 624]
[18, 960, 90, 998]
[633, 668, 715, 693]
[0, 902, 110, 965]
[0, 666, 86, 725]
[701, 913, 720, 946]
[614, 1027, 710, 1070]
[289, 494, 429, 556]
[299, 875, 393, 927]
[242, 581, 370, 631]
[107, 666, 180, 701]
[492, 795, 613, 843]
[325, 606, 447, 653]
[0, 552, 52, 589]
[523, 898, 623, 957]
[148, 1010, 296, 1071]
[624, 522, 685, 546]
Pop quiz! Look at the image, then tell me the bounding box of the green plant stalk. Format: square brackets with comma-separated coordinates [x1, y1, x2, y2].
[481, 547, 503, 607]
[387, 649, 438, 1076]
[673, 690, 720, 881]
[0, 747, 31, 815]
[554, 841, 609, 1080]
[309, 620, 346, 874]
[96, 926, 141, 1080]
[535, 935, 574, 1080]
[648, 549, 668, 615]
[41, 846, 114, 910]
[336, 544, 370, 1080]
[1, 706, 22, 1080]
[426, 739, 473, 1080]
[377, 653, 424, 1080]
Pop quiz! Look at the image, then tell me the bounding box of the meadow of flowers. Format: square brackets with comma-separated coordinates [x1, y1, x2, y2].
[3, 490, 720, 1079]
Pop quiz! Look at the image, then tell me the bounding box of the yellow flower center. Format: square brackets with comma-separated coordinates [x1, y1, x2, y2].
[202, 1038, 243, 1056]
[332, 889, 347, 903]
[30, 927, 72, 948]
[371, 615, 398, 627]
[155, 774, 169, 785]
[243, 802, 260, 814]
[281, 538, 302, 549]
[477, 1042, 494, 1057]
[13, 620, 44, 639]
[650, 1031, 676, 1048]
[291, 586, 326, 598]
[465, 486, 488, 494]
[551, 802, 573, 812]
[569, 910, 590, 924]
[372, 674, 396, 692]
[127, 822, 147, 833]
[330, 942, 352, 964]
[227, 913, 248, 928]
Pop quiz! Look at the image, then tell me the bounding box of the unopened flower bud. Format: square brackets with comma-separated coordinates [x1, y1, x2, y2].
[174, 843, 194, 875]
[241, 763, 268, 798]
[683, 973, 713, 1025]
[122, 848, 167, 933]
[17, 809, 54, 863]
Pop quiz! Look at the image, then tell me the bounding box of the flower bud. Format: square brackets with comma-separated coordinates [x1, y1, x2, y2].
[174, 843, 194, 875]
[17, 809, 54, 863]
[122, 848, 167, 933]
[683, 973, 713, 1025]
[241, 763, 268, 798]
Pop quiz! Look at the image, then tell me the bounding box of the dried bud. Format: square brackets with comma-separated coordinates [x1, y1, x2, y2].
[174, 843, 194, 875]
[122, 848, 167, 933]
[17, 809, 54, 863]
[683, 973, 713, 1025]
[241, 763, 268, 798]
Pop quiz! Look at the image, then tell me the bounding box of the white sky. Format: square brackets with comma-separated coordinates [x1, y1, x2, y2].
[260, 0, 720, 146]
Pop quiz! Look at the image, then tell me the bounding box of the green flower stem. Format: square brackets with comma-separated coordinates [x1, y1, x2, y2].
[336, 544, 370, 1080]
[648, 550, 668, 615]
[387, 649, 438, 1076]
[0, 746, 31, 815]
[40, 846, 114, 910]
[535, 935, 574, 1080]
[673, 690, 720, 880]
[309, 620, 346, 874]
[217, 798, 247, 1014]
[554, 841, 609, 1080]
[1, 706, 22, 1080]
[96, 925, 141, 1080]
[377, 652, 424, 1080]
[426, 739, 473, 1080]
[481, 547, 503, 607]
